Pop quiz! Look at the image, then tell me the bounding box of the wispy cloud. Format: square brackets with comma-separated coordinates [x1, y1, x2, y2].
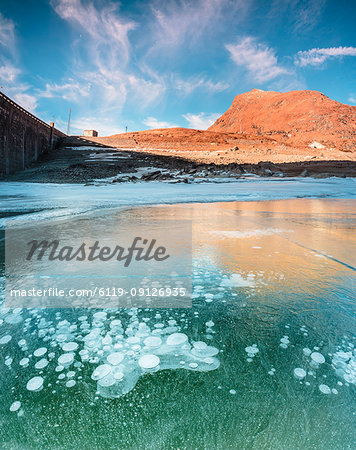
[127, 75, 166, 108]
[52, 0, 136, 67]
[143, 117, 178, 128]
[0, 63, 20, 83]
[293, 0, 326, 31]
[0, 12, 15, 51]
[174, 75, 229, 94]
[0, 65, 38, 110]
[51, 0, 166, 123]
[12, 92, 38, 111]
[183, 112, 220, 129]
[0, 14, 37, 111]
[268, 0, 326, 32]
[348, 94, 356, 104]
[295, 46, 356, 66]
[226, 37, 290, 83]
[39, 79, 91, 101]
[149, 0, 246, 51]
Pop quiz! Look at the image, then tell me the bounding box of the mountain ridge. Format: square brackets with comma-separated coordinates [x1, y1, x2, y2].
[208, 89, 356, 152]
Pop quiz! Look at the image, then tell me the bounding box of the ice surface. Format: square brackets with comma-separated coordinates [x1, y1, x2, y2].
[1, 178, 355, 225]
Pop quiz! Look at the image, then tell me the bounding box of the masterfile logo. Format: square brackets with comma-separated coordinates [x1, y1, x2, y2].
[5, 217, 192, 308]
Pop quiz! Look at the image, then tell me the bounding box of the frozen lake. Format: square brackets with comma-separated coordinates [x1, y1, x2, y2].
[0, 179, 355, 448]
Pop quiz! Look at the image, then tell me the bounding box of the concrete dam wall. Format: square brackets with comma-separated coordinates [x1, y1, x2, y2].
[0, 92, 66, 175]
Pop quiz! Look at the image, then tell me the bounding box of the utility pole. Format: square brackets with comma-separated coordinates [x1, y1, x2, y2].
[66, 108, 71, 135]
[125, 126, 128, 133]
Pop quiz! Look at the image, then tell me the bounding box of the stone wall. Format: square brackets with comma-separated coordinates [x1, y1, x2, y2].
[0, 92, 66, 175]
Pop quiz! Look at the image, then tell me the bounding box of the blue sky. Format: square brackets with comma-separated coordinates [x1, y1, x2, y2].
[0, 0, 355, 135]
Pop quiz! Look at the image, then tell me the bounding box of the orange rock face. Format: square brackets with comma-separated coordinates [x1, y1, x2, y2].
[208, 89, 356, 152]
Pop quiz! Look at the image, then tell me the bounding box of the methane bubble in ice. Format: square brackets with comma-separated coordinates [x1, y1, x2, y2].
[92, 364, 112, 380]
[331, 348, 356, 385]
[34, 347, 47, 357]
[189, 362, 198, 369]
[139, 354, 160, 370]
[10, 401, 21, 412]
[0, 335, 12, 345]
[319, 384, 331, 394]
[26, 376, 44, 392]
[19, 358, 30, 367]
[144, 336, 162, 348]
[245, 346, 259, 354]
[294, 368, 306, 380]
[62, 342, 78, 352]
[58, 353, 75, 367]
[166, 333, 188, 346]
[311, 352, 325, 364]
[35, 358, 49, 370]
[17, 309, 221, 399]
[245, 345, 259, 359]
[107, 352, 124, 366]
[191, 343, 219, 358]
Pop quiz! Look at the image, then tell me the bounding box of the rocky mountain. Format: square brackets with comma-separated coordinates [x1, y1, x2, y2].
[208, 89, 356, 152]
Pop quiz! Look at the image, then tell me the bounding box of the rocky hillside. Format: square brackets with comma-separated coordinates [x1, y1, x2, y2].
[208, 89, 356, 152]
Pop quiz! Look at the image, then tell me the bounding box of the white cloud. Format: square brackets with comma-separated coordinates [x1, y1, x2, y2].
[0, 63, 37, 112]
[174, 76, 229, 94]
[183, 112, 220, 130]
[143, 117, 178, 128]
[226, 37, 290, 83]
[348, 95, 356, 104]
[0, 12, 15, 50]
[39, 80, 91, 101]
[52, 0, 136, 67]
[0, 14, 38, 112]
[12, 92, 38, 111]
[51, 0, 166, 117]
[127, 75, 166, 107]
[150, 0, 243, 50]
[295, 46, 356, 66]
[0, 63, 21, 83]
